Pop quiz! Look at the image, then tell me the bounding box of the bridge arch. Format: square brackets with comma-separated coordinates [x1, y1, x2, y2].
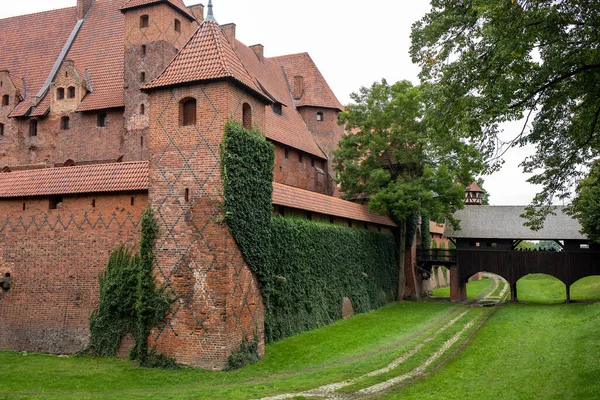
[570, 275, 600, 302]
[516, 273, 567, 304]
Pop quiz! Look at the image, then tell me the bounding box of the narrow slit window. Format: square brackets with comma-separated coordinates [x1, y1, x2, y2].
[299, 153, 303, 163]
[174, 19, 181, 32]
[97, 113, 107, 127]
[0, 123, 4, 136]
[67, 86, 75, 99]
[180, 98, 196, 126]
[185, 188, 190, 203]
[2, 95, 9, 106]
[29, 120, 38, 137]
[141, 45, 146, 57]
[242, 103, 252, 130]
[140, 72, 146, 83]
[284, 147, 289, 159]
[131, 197, 135, 206]
[91, 199, 96, 208]
[60, 116, 70, 130]
[22, 203, 26, 211]
[140, 104, 145, 115]
[57, 87, 65, 100]
[140, 15, 149, 28]
[140, 136, 144, 147]
[311, 157, 315, 167]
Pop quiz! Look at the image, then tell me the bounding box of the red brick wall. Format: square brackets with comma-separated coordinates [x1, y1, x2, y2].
[0, 192, 147, 353]
[148, 81, 265, 369]
[272, 144, 329, 194]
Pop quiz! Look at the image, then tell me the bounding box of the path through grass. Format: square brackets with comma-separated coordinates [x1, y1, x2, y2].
[431, 276, 494, 299]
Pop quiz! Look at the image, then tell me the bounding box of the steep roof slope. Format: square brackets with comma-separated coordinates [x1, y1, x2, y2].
[0, 6, 78, 115]
[234, 41, 326, 159]
[144, 19, 265, 100]
[270, 52, 344, 111]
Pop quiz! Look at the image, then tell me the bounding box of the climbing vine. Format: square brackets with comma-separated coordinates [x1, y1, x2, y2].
[86, 208, 175, 368]
[221, 121, 397, 343]
[421, 215, 431, 249]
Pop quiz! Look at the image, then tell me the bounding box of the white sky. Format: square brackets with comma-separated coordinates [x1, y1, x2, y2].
[1, 0, 543, 205]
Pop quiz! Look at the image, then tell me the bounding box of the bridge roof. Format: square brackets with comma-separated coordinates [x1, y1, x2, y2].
[445, 206, 587, 241]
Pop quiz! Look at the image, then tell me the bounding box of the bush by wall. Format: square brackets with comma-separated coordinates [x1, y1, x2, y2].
[221, 121, 398, 343]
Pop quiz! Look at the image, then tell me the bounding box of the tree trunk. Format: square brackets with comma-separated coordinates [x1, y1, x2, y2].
[397, 219, 407, 301]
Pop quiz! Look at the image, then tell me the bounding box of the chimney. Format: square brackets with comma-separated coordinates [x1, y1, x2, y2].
[293, 76, 304, 100]
[77, 0, 94, 20]
[220, 23, 236, 50]
[188, 3, 205, 22]
[250, 44, 264, 64]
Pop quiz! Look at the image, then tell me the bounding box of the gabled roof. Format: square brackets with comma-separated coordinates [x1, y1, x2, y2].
[445, 206, 587, 241]
[270, 52, 344, 111]
[0, 162, 148, 198]
[466, 181, 483, 193]
[143, 19, 267, 102]
[0, 6, 78, 117]
[273, 182, 396, 227]
[234, 41, 326, 159]
[120, 0, 196, 21]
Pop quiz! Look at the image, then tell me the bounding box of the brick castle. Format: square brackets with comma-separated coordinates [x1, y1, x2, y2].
[0, 0, 400, 368]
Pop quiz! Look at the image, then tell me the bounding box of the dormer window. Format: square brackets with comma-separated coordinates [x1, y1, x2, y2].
[67, 86, 75, 99]
[174, 19, 181, 33]
[140, 15, 149, 28]
[1, 95, 8, 106]
[60, 116, 70, 130]
[317, 112, 324, 122]
[180, 98, 196, 126]
[57, 88, 65, 100]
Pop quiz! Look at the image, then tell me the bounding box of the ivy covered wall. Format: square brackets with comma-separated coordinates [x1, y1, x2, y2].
[221, 121, 398, 343]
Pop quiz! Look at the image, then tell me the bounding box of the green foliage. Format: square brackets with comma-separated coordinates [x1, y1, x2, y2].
[87, 209, 175, 368]
[225, 337, 260, 371]
[405, 211, 420, 249]
[411, 1, 600, 227]
[569, 161, 600, 243]
[516, 241, 537, 250]
[221, 120, 397, 343]
[421, 215, 431, 249]
[335, 79, 474, 230]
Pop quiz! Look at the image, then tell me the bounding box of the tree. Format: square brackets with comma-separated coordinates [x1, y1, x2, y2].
[569, 160, 600, 243]
[335, 79, 477, 299]
[476, 178, 490, 205]
[411, 0, 600, 228]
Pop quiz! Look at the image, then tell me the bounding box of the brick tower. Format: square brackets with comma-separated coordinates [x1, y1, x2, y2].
[141, 2, 270, 369]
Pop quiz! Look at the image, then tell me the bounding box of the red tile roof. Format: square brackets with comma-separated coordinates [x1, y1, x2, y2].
[270, 53, 344, 111]
[273, 182, 396, 227]
[144, 20, 266, 101]
[121, 0, 195, 21]
[0, 162, 148, 198]
[0, 6, 78, 117]
[234, 41, 326, 159]
[466, 181, 483, 192]
[74, 0, 127, 112]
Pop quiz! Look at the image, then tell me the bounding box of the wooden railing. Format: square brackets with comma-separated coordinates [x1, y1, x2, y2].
[417, 248, 457, 264]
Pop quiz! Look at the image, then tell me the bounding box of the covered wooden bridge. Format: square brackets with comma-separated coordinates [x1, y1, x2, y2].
[440, 206, 600, 302]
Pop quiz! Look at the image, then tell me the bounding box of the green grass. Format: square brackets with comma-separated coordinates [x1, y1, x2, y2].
[381, 303, 600, 400]
[431, 277, 494, 299]
[518, 274, 600, 304]
[571, 275, 600, 301]
[0, 302, 458, 400]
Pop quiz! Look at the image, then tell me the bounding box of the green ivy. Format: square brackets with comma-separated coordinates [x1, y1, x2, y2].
[405, 211, 420, 249]
[225, 337, 260, 371]
[221, 121, 397, 343]
[421, 215, 431, 249]
[86, 209, 175, 368]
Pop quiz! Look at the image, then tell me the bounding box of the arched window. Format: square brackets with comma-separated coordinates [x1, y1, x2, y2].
[242, 103, 252, 130]
[174, 19, 181, 32]
[1, 95, 8, 106]
[57, 88, 65, 100]
[60, 116, 70, 130]
[140, 15, 149, 28]
[67, 86, 76, 99]
[2, 166, 11, 173]
[29, 120, 37, 137]
[63, 159, 75, 167]
[0, 123, 4, 136]
[317, 111, 324, 122]
[97, 113, 107, 127]
[180, 98, 196, 126]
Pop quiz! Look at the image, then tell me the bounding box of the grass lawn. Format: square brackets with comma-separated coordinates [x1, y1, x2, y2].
[518, 274, 600, 303]
[0, 302, 459, 400]
[382, 302, 600, 400]
[431, 276, 494, 299]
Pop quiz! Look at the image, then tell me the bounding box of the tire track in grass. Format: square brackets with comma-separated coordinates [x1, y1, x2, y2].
[257, 311, 471, 400]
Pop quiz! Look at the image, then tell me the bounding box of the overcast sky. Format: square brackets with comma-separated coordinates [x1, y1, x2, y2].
[1, 0, 544, 206]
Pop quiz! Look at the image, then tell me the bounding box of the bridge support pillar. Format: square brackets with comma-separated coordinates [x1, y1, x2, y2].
[565, 285, 571, 304]
[510, 282, 518, 303]
[450, 266, 466, 302]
